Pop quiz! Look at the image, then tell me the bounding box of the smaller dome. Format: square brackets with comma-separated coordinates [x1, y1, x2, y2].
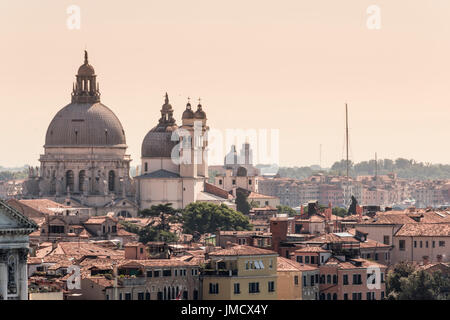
[182, 103, 194, 119]
[78, 64, 95, 76]
[194, 104, 206, 119]
[77, 51, 95, 76]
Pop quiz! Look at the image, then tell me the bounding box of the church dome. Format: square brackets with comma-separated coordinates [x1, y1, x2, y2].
[77, 63, 95, 76]
[194, 103, 206, 119]
[182, 102, 194, 119]
[45, 51, 126, 148]
[141, 128, 178, 158]
[141, 93, 179, 158]
[45, 102, 127, 147]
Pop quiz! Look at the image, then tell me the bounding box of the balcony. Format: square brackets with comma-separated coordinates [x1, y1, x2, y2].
[118, 276, 146, 286]
[203, 269, 238, 277]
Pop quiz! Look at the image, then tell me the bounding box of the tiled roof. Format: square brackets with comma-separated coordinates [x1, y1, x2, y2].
[359, 213, 416, 225]
[277, 257, 318, 272]
[208, 244, 277, 257]
[324, 257, 387, 270]
[395, 223, 450, 237]
[119, 259, 197, 268]
[294, 246, 330, 253]
[50, 242, 124, 258]
[137, 169, 180, 179]
[248, 192, 278, 199]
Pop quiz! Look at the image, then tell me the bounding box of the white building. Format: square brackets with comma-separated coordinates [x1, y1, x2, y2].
[0, 200, 38, 300]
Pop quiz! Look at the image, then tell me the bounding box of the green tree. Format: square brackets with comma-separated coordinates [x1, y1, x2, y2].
[139, 203, 177, 217]
[235, 190, 251, 214]
[276, 205, 296, 217]
[182, 202, 252, 235]
[386, 262, 449, 300]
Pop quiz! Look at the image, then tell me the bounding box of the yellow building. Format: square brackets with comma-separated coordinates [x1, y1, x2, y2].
[202, 245, 278, 300]
[277, 257, 319, 300]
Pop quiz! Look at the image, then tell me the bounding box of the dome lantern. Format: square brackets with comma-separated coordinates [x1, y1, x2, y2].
[72, 51, 100, 104]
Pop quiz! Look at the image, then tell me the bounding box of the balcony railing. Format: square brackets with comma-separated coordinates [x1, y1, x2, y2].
[202, 269, 238, 277]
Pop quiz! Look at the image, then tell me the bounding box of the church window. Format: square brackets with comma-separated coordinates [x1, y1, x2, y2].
[79, 170, 86, 192]
[108, 170, 115, 192]
[66, 170, 74, 192]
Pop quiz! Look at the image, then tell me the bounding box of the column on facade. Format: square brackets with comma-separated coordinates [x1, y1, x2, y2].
[0, 250, 8, 300]
[18, 249, 28, 300]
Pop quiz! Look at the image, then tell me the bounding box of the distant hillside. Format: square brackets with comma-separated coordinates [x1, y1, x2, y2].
[0, 165, 28, 181]
[278, 158, 450, 181]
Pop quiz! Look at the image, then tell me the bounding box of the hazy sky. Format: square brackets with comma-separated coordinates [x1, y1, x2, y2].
[0, 0, 449, 168]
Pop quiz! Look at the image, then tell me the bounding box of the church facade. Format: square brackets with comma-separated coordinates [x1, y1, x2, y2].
[0, 200, 38, 300]
[136, 95, 210, 209]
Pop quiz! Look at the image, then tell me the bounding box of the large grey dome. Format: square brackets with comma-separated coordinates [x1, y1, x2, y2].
[45, 102, 127, 147]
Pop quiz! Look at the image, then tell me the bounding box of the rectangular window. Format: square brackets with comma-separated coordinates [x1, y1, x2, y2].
[209, 283, 219, 294]
[343, 274, 349, 285]
[138, 292, 144, 300]
[249, 282, 260, 293]
[426, 241, 429, 248]
[163, 269, 172, 277]
[420, 241, 423, 248]
[375, 253, 379, 261]
[294, 276, 299, 285]
[310, 275, 315, 286]
[234, 283, 240, 294]
[414, 241, 417, 248]
[296, 256, 303, 263]
[383, 236, 390, 245]
[305, 256, 310, 264]
[303, 276, 307, 287]
[125, 293, 132, 301]
[433, 241, 436, 248]
[399, 240, 406, 251]
[153, 270, 160, 277]
[439, 241, 445, 247]
[268, 281, 275, 292]
[344, 293, 348, 300]
[311, 256, 315, 264]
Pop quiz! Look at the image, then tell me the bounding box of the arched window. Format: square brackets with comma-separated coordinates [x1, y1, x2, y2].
[66, 170, 74, 192]
[327, 274, 331, 284]
[327, 293, 331, 300]
[333, 275, 337, 284]
[320, 293, 325, 300]
[79, 170, 86, 192]
[333, 293, 337, 300]
[108, 170, 115, 192]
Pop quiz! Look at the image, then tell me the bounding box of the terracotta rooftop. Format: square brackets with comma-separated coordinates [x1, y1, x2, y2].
[247, 192, 278, 199]
[208, 244, 277, 257]
[277, 256, 318, 272]
[294, 246, 331, 253]
[395, 223, 450, 237]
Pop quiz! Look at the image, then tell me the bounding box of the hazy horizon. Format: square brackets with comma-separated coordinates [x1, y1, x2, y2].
[1, 1, 450, 168]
